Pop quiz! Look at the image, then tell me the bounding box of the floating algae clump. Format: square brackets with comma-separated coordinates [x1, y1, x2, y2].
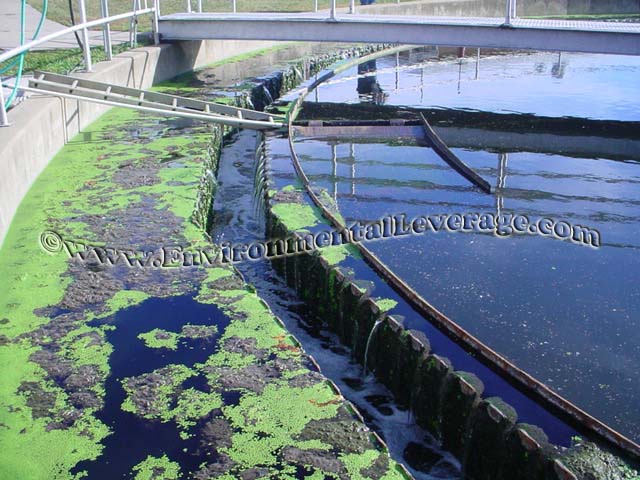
[138, 329, 181, 350]
[138, 324, 219, 350]
[132, 454, 181, 480]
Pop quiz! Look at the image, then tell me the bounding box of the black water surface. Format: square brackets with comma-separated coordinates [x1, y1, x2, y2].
[293, 132, 640, 443]
[73, 295, 229, 479]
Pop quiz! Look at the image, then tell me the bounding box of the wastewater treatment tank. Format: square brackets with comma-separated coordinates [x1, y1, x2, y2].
[1, 37, 640, 480]
[285, 46, 640, 447]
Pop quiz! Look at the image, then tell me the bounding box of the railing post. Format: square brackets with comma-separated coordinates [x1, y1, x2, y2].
[152, 0, 160, 44]
[0, 79, 10, 127]
[130, 0, 140, 48]
[198, 0, 202, 13]
[100, 0, 113, 60]
[78, 0, 92, 72]
[511, 0, 517, 18]
[186, 0, 192, 13]
[349, 0, 355, 14]
[232, 0, 237, 13]
[314, 0, 318, 12]
[505, 0, 512, 25]
[330, 0, 337, 20]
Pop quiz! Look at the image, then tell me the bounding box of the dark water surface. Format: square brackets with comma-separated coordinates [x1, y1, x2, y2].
[293, 48, 640, 443]
[74, 296, 228, 479]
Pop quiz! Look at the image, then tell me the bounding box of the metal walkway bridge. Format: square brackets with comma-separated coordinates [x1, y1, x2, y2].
[158, 12, 640, 56]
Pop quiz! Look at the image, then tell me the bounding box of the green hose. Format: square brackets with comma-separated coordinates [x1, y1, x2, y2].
[2, 0, 49, 110]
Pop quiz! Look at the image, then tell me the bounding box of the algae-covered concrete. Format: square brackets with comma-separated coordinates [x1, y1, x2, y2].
[0, 46, 409, 479]
[0, 38, 279, 248]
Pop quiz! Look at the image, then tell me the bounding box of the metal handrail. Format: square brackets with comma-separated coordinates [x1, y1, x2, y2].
[0, 8, 156, 65]
[0, 0, 159, 126]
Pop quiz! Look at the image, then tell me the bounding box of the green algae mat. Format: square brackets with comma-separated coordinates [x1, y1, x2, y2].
[0, 107, 407, 479]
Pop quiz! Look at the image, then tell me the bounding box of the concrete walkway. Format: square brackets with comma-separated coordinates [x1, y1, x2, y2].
[0, 0, 130, 52]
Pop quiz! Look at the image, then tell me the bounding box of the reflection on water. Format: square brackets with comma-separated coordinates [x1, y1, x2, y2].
[295, 136, 640, 443]
[357, 59, 388, 105]
[314, 49, 640, 121]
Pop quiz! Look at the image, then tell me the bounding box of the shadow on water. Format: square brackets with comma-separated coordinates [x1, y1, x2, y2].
[73, 295, 230, 479]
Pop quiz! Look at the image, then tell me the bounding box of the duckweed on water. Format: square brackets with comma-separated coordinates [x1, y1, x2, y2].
[132, 454, 181, 480]
[138, 324, 219, 350]
[138, 329, 181, 350]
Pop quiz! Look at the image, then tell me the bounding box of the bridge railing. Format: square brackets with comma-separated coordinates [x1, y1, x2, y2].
[175, 0, 638, 20]
[0, 0, 160, 127]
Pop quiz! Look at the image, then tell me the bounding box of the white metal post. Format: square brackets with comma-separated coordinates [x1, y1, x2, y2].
[330, 0, 337, 20]
[232, 0, 237, 13]
[314, 0, 318, 12]
[152, 0, 160, 44]
[186, 0, 192, 13]
[511, 0, 517, 18]
[0, 79, 10, 127]
[100, 0, 113, 60]
[349, 0, 355, 14]
[78, 0, 92, 72]
[198, 0, 202, 13]
[130, 0, 140, 48]
[505, 0, 512, 25]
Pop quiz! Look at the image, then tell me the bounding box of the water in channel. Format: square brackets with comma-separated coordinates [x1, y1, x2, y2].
[294, 48, 640, 442]
[210, 129, 461, 479]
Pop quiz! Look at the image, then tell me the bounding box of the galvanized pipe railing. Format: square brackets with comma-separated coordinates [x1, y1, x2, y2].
[77, 0, 92, 72]
[100, 0, 113, 60]
[0, 0, 157, 127]
[505, 0, 518, 25]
